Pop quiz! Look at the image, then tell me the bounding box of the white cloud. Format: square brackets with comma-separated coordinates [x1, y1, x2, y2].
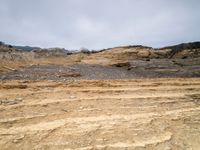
[75, 16, 108, 36]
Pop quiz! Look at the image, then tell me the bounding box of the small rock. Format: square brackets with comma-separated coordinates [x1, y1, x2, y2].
[13, 139, 19, 143]
[0, 99, 22, 106]
[127, 65, 137, 71]
[79, 106, 84, 109]
[16, 98, 23, 101]
[61, 109, 68, 112]
[103, 138, 108, 141]
[13, 134, 25, 143]
[69, 95, 76, 99]
[7, 101, 18, 105]
[16, 134, 25, 140]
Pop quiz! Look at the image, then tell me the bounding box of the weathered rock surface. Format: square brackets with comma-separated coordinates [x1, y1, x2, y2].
[0, 79, 199, 150]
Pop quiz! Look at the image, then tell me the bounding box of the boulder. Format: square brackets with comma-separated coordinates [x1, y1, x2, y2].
[137, 50, 151, 58]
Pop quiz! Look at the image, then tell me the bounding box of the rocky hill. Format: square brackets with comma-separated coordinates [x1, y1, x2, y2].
[32, 48, 69, 58]
[0, 42, 21, 52]
[12, 45, 40, 52]
[81, 42, 200, 65]
[0, 41, 200, 73]
[159, 42, 200, 58]
[0, 41, 40, 52]
[99, 42, 200, 60]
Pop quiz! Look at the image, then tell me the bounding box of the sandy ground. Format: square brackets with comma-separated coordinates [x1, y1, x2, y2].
[0, 78, 200, 150]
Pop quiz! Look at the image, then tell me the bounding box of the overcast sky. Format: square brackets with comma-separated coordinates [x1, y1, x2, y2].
[0, 0, 200, 50]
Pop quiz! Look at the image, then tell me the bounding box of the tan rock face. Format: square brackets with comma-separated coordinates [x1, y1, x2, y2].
[137, 49, 151, 58]
[172, 49, 200, 58]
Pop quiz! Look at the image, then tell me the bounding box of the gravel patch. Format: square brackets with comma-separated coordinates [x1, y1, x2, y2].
[1, 58, 200, 80]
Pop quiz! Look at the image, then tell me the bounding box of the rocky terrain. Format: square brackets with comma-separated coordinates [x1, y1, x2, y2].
[0, 79, 200, 150]
[0, 41, 200, 150]
[1, 57, 200, 80]
[0, 41, 200, 79]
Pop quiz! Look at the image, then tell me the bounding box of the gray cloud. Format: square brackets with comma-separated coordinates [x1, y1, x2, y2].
[0, 0, 200, 49]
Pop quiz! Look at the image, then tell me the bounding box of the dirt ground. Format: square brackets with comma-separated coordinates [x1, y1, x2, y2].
[0, 78, 200, 150]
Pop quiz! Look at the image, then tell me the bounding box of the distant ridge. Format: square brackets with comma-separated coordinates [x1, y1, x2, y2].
[160, 41, 200, 51]
[1, 41, 200, 52]
[0, 41, 41, 51]
[159, 41, 200, 58]
[12, 45, 41, 52]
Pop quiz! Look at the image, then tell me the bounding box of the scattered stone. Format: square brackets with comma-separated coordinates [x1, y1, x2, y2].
[3, 66, 16, 71]
[61, 109, 68, 112]
[16, 97, 23, 101]
[103, 138, 108, 142]
[0, 100, 15, 105]
[13, 134, 25, 143]
[127, 65, 137, 71]
[13, 139, 19, 143]
[0, 98, 22, 106]
[7, 101, 18, 105]
[1, 57, 200, 80]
